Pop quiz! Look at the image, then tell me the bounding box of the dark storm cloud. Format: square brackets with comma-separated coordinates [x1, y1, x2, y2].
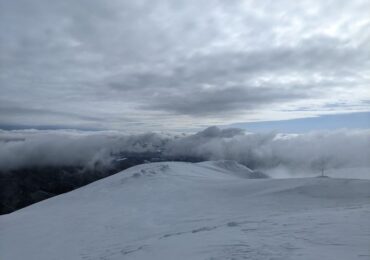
[0, 0, 369, 130]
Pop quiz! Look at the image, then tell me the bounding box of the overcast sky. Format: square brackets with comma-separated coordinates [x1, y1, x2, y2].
[1, 0, 369, 132]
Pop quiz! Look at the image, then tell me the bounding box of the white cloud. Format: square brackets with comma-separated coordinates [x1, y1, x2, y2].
[0, 0, 369, 130]
[1, 128, 369, 178]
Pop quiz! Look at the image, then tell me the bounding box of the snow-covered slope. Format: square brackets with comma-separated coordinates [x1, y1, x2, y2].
[197, 160, 268, 179]
[1, 161, 370, 260]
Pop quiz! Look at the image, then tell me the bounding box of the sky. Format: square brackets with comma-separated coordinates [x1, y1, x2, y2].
[0, 0, 369, 132]
[230, 111, 370, 133]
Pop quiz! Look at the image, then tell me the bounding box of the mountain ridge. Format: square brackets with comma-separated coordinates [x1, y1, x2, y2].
[1, 161, 369, 260]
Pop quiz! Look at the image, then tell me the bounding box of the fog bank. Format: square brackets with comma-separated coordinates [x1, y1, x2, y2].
[1, 127, 369, 177]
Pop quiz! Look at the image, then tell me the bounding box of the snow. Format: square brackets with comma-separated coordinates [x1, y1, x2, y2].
[1, 161, 370, 260]
[115, 157, 127, 162]
[325, 167, 370, 180]
[197, 160, 268, 179]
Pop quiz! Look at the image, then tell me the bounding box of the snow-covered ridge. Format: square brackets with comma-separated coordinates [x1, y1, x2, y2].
[197, 160, 268, 179]
[100, 160, 268, 183]
[1, 161, 370, 260]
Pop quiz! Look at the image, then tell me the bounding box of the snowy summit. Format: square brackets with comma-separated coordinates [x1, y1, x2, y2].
[1, 161, 370, 260]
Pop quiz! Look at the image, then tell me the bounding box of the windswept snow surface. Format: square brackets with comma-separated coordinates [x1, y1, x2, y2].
[1, 161, 370, 260]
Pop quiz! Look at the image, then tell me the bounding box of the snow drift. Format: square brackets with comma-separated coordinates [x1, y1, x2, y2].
[1, 161, 369, 260]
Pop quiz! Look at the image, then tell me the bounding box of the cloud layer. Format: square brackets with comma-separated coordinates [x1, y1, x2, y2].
[1, 128, 369, 178]
[1, 0, 369, 130]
